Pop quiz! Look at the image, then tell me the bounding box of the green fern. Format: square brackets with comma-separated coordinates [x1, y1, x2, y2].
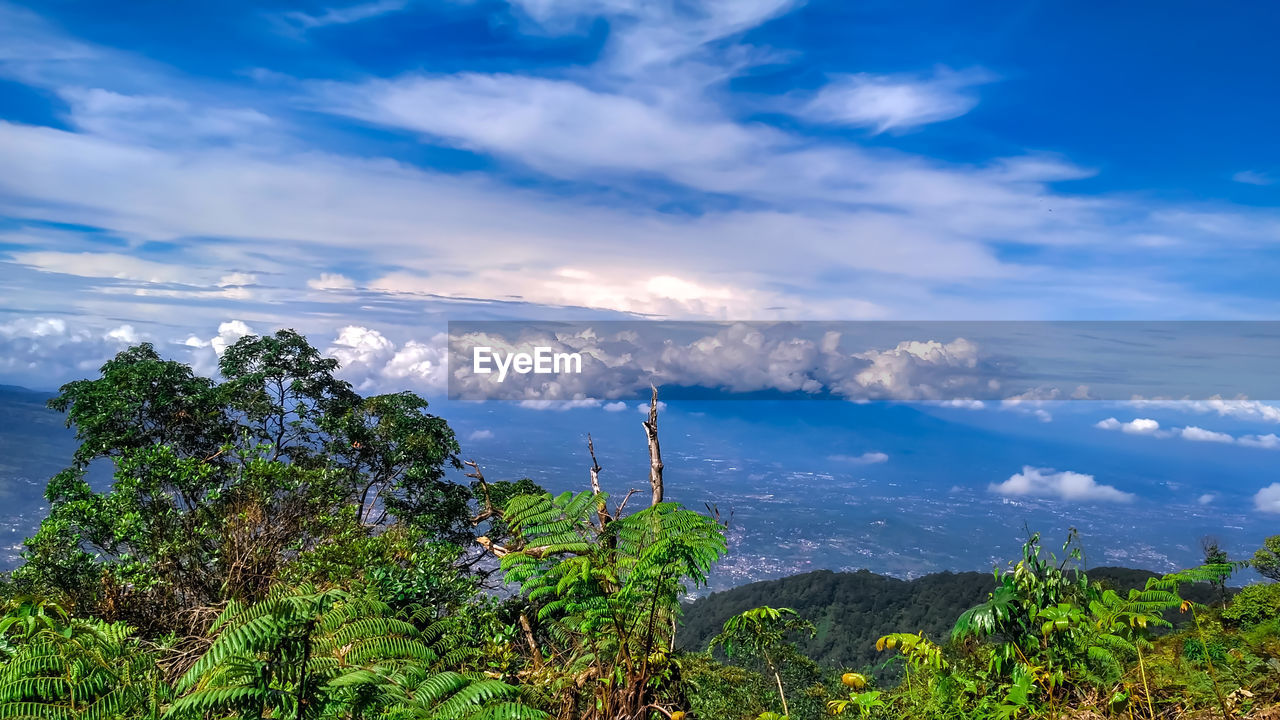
[0, 620, 169, 720]
[166, 585, 546, 720]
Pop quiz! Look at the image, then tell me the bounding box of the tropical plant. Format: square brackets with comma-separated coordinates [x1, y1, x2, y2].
[0, 618, 170, 720]
[710, 607, 815, 718]
[827, 688, 885, 717]
[168, 584, 545, 720]
[500, 490, 726, 719]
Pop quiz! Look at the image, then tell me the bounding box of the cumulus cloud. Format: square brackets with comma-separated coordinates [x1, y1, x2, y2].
[326, 325, 397, 389]
[325, 327, 448, 392]
[1197, 493, 1216, 505]
[104, 324, 140, 344]
[1097, 415, 1280, 451]
[603, 401, 628, 412]
[467, 429, 494, 442]
[1239, 433, 1280, 449]
[840, 338, 984, 401]
[0, 316, 152, 388]
[989, 466, 1135, 503]
[1176, 426, 1235, 444]
[1096, 417, 1161, 434]
[1255, 483, 1280, 514]
[448, 324, 1013, 403]
[828, 451, 889, 464]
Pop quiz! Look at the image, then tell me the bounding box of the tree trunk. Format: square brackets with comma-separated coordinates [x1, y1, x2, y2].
[642, 386, 664, 506]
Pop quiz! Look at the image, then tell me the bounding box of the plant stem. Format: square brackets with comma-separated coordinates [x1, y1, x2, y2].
[767, 654, 790, 718]
[1191, 605, 1230, 720]
[1137, 646, 1154, 720]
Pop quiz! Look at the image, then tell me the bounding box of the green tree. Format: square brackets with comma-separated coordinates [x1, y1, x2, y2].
[1251, 535, 1280, 582]
[1199, 536, 1232, 606]
[709, 607, 815, 719]
[15, 332, 469, 634]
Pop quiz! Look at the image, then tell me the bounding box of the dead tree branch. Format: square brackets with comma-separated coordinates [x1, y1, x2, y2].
[642, 385, 664, 506]
[588, 434, 611, 528]
[465, 460, 495, 526]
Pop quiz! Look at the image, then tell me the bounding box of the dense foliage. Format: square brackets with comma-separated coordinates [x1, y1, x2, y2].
[1, 333, 1277, 719]
[680, 567, 1222, 673]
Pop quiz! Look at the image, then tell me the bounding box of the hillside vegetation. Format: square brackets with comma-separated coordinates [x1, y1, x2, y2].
[1, 331, 1277, 720]
[680, 567, 1225, 672]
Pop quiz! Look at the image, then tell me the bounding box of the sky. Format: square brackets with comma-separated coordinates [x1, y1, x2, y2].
[3, 0, 1280, 571]
[1, 0, 1280, 391]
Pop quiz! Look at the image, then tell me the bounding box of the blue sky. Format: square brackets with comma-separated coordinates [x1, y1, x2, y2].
[4, 0, 1280, 567]
[2, 0, 1280, 390]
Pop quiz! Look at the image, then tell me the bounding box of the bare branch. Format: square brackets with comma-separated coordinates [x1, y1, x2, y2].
[465, 459, 495, 526]
[642, 385, 664, 506]
[614, 488, 640, 518]
[519, 612, 544, 670]
[705, 502, 732, 529]
[587, 434, 611, 528]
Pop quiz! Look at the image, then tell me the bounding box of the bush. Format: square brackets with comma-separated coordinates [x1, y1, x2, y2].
[1221, 583, 1280, 626]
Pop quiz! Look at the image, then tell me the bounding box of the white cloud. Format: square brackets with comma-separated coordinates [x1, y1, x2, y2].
[3, 0, 1280, 376]
[1233, 170, 1273, 186]
[937, 398, 985, 409]
[276, 0, 410, 32]
[1097, 415, 1280, 451]
[1255, 483, 1280, 514]
[327, 325, 397, 389]
[329, 329, 449, 392]
[104, 324, 140, 344]
[829, 451, 889, 464]
[636, 400, 668, 414]
[989, 466, 1135, 503]
[998, 387, 1057, 423]
[467, 429, 494, 442]
[307, 273, 356, 291]
[217, 272, 257, 287]
[1126, 396, 1280, 424]
[12, 251, 200, 284]
[56, 88, 273, 145]
[209, 320, 253, 356]
[1197, 493, 1216, 505]
[446, 325, 1026, 404]
[519, 396, 603, 410]
[603, 401, 628, 412]
[840, 338, 982, 401]
[0, 316, 153, 388]
[1176, 425, 1235, 444]
[799, 68, 993, 133]
[1239, 433, 1280, 449]
[1095, 417, 1161, 434]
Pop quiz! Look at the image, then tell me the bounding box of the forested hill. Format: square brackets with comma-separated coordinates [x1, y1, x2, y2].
[679, 567, 1223, 672]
